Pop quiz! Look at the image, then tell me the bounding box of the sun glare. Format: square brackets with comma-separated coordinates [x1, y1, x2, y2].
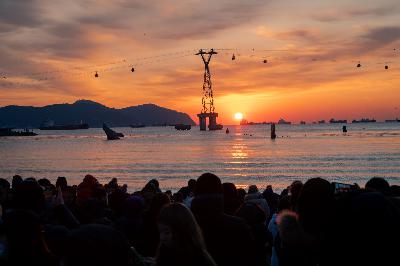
[234, 112, 243, 120]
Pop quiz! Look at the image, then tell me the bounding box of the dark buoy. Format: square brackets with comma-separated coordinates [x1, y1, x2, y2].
[357, 63, 361, 68]
[271, 123, 276, 139]
[385, 65, 388, 70]
[263, 59, 268, 64]
[95, 71, 99, 78]
[226, 128, 230, 134]
[342, 125, 347, 133]
[232, 54, 235, 60]
[131, 67, 135, 72]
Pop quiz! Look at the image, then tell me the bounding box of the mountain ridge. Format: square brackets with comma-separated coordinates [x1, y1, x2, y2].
[0, 100, 196, 128]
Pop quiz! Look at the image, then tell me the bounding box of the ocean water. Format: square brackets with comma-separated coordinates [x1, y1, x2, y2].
[1, 123, 399, 192]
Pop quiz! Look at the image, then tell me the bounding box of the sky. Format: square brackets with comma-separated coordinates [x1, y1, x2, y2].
[1, 0, 400, 124]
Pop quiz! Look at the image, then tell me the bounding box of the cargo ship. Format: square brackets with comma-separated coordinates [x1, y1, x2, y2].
[277, 119, 291, 125]
[0, 128, 37, 136]
[39, 120, 89, 130]
[352, 118, 376, 123]
[385, 118, 400, 123]
[329, 118, 347, 124]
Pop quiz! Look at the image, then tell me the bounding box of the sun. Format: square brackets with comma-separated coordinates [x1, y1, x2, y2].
[234, 112, 243, 120]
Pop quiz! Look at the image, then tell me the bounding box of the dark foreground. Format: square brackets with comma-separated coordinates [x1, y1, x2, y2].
[0, 173, 399, 266]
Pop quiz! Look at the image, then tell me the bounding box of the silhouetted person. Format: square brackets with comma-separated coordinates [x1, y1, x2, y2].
[56, 176, 68, 191]
[365, 177, 390, 194]
[236, 202, 272, 266]
[262, 185, 280, 216]
[191, 173, 256, 266]
[222, 182, 241, 215]
[4, 210, 57, 266]
[245, 185, 270, 221]
[342, 125, 347, 133]
[157, 203, 216, 266]
[289, 181, 303, 211]
[141, 192, 171, 257]
[11, 175, 23, 189]
[62, 224, 145, 266]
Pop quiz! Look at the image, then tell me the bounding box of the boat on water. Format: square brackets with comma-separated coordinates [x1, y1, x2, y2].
[352, 118, 376, 123]
[209, 124, 223, 130]
[318, 120, 326, 124]
[0, 128, 38, 137]
[329, 118, 347, 124]
[277, 119, 291, 125]
[130, 124, 146, 128]
[385, 118, 400, 122]
[300, 121, 306, 125]
[39, 120, 89, 130]
[175, 124, 191, 130]
[103, 123, 124, 140]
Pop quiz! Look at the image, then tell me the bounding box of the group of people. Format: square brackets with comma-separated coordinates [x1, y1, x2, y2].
[0, 173, 399, 266]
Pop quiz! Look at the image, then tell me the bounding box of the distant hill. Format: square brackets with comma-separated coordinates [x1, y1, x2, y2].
[0, 100, 196, 128]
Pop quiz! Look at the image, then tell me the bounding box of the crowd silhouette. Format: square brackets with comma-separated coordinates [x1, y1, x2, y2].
[0, 173, 399, 266]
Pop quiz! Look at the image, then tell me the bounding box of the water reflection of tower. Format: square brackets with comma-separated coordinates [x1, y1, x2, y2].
[196, 49, 223, 131]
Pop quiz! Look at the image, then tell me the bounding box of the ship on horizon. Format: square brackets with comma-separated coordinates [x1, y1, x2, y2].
[39, 120, 89, 130]
[277, 118, 291, 125]
[352, 118, 376, 123]
[329, 118, 347, 124]
[385, 118, 400, 122]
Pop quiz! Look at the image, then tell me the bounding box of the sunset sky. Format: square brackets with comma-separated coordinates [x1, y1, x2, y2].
[1, 0, 400, 124]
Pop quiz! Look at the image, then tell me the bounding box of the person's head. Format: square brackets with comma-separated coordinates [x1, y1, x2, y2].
[195, 173, 222, 196]
[158, 203, 206, 252]
[62, 224, 134, 266]
[236, 202, 266, 226]
[56, 176, 68, 190]
[123, 195, 145, 218]
[248, 185, 259, 194]
[222, 182, 238, 199]
[149, 192, 171, 219]
[297, 178, 333, 236]
[365, 177, 390, 193]
[188, 179, 197, 192]
[38, 178, 52, 188]
[0, 178, 10, 201]
[13, 180, 45, 214]
[278, 195, 292, 213]
[12, 175, 23, 188]
[4, 209, 49, 258]
[237, 188, 247, 202]
[148, 179, 160, 192]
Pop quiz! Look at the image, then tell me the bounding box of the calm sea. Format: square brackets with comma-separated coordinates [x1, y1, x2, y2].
[1, 123, 399, 192]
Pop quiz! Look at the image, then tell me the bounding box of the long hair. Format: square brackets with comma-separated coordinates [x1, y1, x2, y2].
[158, 203, 216, 265]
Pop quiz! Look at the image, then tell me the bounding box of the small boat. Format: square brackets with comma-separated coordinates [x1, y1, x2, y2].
[0, 128, 38, 137]
[130, 124, 146, 128]
[103, 123, 124, 140]
[175, 124, 191, 130]
[300, 121, 306, 125]
[318, 120, 326, 124]
[209, 124, 223, 130]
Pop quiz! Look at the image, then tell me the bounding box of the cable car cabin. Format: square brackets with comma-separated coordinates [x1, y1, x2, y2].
[131, 67, 135, 72]
[95, 71, 99, 78]
[357, 63, 361, 68]
[263, 59, 267, 63]
[232, 54, 236, 60]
